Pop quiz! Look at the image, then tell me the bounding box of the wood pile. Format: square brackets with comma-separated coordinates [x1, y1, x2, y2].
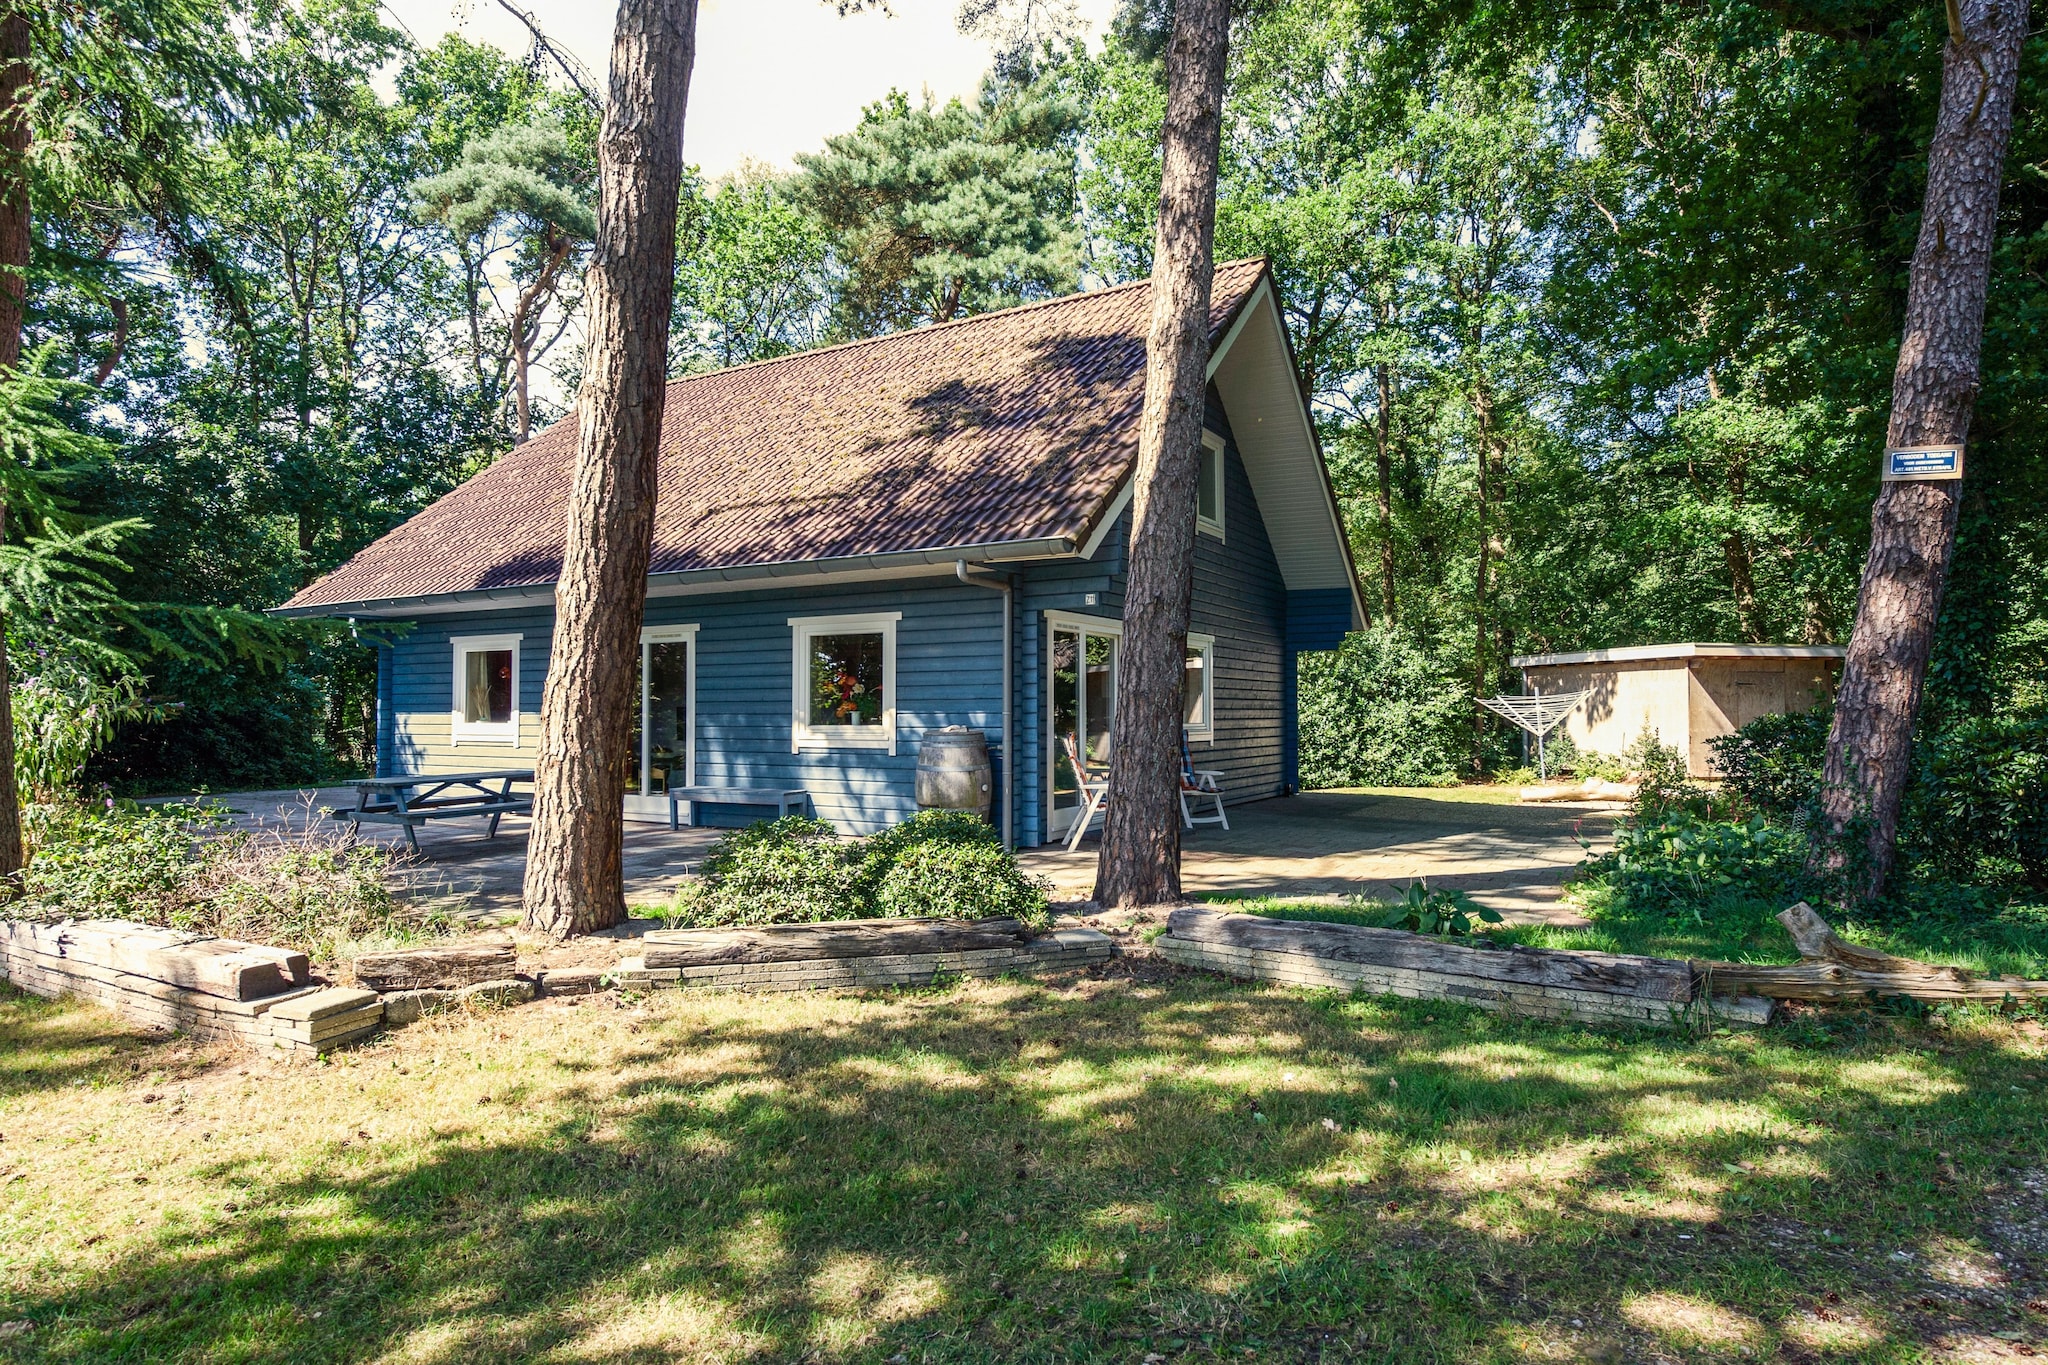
[617, 917, 1113, 992]
[1697, 902, 2048, 1005]
[1155, 907, 1773, 1028]
[0, 918, 383, 1054]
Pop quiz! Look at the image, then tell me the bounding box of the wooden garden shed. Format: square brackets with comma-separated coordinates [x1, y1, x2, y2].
[1510, 643, 1846, 779]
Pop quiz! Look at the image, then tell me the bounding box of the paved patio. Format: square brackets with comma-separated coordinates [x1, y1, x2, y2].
[1022, 789, 1616, 923]
[207, 785, 1617, 926]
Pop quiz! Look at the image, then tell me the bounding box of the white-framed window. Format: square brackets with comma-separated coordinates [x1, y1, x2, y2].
[1184, 632, 1217, 742]
[1197, 430, 1226, 538]
[791, 611, 900, 753]
[450, 633, 521, 746]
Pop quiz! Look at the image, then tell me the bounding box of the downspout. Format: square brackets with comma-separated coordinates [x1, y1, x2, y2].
[957, 559, 1014, 849]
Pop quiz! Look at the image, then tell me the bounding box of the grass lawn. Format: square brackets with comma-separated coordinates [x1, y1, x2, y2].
[2, 963, 2045, 1364]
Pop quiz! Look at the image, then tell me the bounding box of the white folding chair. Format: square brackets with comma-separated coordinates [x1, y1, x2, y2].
[1180, 734, 1227, 830]
[1062, 732, 1111, 851]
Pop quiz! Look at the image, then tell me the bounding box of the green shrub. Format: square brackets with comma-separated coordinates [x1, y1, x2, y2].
[690, 815, 862, 927]
[874, 840, 1051, 927]
[854, 808, 1001, 911]
[1576, 807, 1811, 921]
[1298, 626, 1470, 787]
[1902, 709, 2048, 890]
[18, 797, 429, 962]
[672, 809, 1049, 929]
[1710, 706, 1831, 819]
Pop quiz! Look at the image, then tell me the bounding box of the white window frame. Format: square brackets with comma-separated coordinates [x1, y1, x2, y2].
[636, 623, 699, 799]
[1197, 430, 1226, 539]
[790, 611, 900, 754]
[1184, 631, 1217, 743]
[450, 633, 521, 746]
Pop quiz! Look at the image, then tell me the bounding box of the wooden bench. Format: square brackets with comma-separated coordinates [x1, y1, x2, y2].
[666, 786, 810, 831]
[333, 771, 533, 852]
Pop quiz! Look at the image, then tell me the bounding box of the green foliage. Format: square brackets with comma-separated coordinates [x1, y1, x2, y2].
[19, 798, 426, 961]
[672, 810, 1048, 930]
[410, 118, 595, 242]
[685, 816, 862, 928]
[1577, 809, 1811, 923]
[796, 84, 1081, 331]
[671, 165, 837, 371]
[1370, 880, 1501, 937]
[1296, 626, 1468, 788]
[1710, 707, 1832, 819]
[1902, 710, 2048, 892]
[874, 840, 1052, 926]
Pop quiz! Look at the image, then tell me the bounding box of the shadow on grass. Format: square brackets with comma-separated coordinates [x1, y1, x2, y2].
[3, 969, 2043, 1363]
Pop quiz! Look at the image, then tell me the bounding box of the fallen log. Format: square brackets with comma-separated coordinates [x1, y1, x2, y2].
[1694, 903, 2048, 1004]
[352, 936, 516, 991]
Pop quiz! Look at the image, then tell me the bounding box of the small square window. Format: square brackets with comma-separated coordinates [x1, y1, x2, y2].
[809, 632, 885, 729]
[1197, 432, 1225, 536]
[451, 634, 521, 745]
[791, 612, 899, 752]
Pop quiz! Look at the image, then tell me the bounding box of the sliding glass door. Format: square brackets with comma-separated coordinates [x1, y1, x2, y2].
[624, 625, 696, 821]
[1049, 616, 1118, 839]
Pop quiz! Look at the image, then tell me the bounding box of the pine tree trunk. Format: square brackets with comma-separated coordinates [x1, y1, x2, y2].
[1094, 0, 1230, 909]
[522, 0, 697, 938]
[1811, 0, 2026, 903]
[1374, 358, 1396, 623]
[0, 10, 33, 888]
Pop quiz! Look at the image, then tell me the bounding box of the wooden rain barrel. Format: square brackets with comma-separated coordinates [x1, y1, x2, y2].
[916, 727, 993, 820]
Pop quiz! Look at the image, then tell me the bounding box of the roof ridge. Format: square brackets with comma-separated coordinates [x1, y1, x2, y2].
[660, 256, 1270, 390]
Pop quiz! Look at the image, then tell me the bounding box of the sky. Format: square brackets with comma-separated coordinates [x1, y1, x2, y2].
[378, 0, 1115, 179]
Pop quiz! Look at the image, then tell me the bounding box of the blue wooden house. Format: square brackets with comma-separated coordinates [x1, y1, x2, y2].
[278, 259, 1364, 846]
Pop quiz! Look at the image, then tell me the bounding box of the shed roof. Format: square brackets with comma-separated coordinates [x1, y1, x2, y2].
[1511, 643, 1848, 668]
[279, 258, 1361, 622]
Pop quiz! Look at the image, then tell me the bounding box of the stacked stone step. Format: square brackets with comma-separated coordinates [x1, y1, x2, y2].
[0, 918, 385, 1053]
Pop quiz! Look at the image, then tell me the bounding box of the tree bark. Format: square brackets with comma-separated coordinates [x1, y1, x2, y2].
[1094, 0, 1230, 909]
[0, 9, 32, 888]
[1373, 356, 1396, 623]
[522, 0, 697, 938]
[1810, 0, 2026, 903]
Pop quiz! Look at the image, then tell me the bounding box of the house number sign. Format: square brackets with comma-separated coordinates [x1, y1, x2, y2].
[1882, 445, 1964, 481]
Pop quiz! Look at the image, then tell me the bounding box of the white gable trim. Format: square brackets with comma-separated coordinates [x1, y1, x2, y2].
[1205, 276, 1366, 629]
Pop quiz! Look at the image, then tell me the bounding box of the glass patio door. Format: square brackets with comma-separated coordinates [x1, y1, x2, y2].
[625, 626, 695, 821]
[1049, 620, 1117, 838]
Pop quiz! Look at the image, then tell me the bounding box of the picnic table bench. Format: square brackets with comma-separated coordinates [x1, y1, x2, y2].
[333, 770, 533, 852]
[667, 786, 810, 831]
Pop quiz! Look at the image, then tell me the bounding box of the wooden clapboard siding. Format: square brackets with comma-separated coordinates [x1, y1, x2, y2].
[1007, 389, 1290, 845]
[380, 580, 1005, 834]
[371, 390, 1303, 845]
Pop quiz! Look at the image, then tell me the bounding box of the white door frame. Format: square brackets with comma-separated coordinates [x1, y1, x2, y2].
[625, 623, 699, 823]
[1045, 611, 1122, 838]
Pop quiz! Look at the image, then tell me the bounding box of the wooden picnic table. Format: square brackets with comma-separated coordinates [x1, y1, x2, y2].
[334, 770, 533, 852]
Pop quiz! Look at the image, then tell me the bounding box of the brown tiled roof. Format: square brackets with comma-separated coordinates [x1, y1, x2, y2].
[282, 259, 1272, 612]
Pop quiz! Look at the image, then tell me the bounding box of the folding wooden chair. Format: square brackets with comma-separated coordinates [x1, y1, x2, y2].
[1062, 732, 1111, 851]
[1180, 734, 1228, 830]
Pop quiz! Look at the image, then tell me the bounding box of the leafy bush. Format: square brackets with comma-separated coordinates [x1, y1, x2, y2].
[1370, 879, 1501, 937]
[1901, 709, 2048, 890]
[1575, 807, 1810, 921]
[1710, 706, 1831, 819]
[687, 815, 862, 927]
[874, 840, 1051, 926]
[672, 809, 1051, 929]
[18, 797, 431, 962]
[1298, 625, 1470, 787]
